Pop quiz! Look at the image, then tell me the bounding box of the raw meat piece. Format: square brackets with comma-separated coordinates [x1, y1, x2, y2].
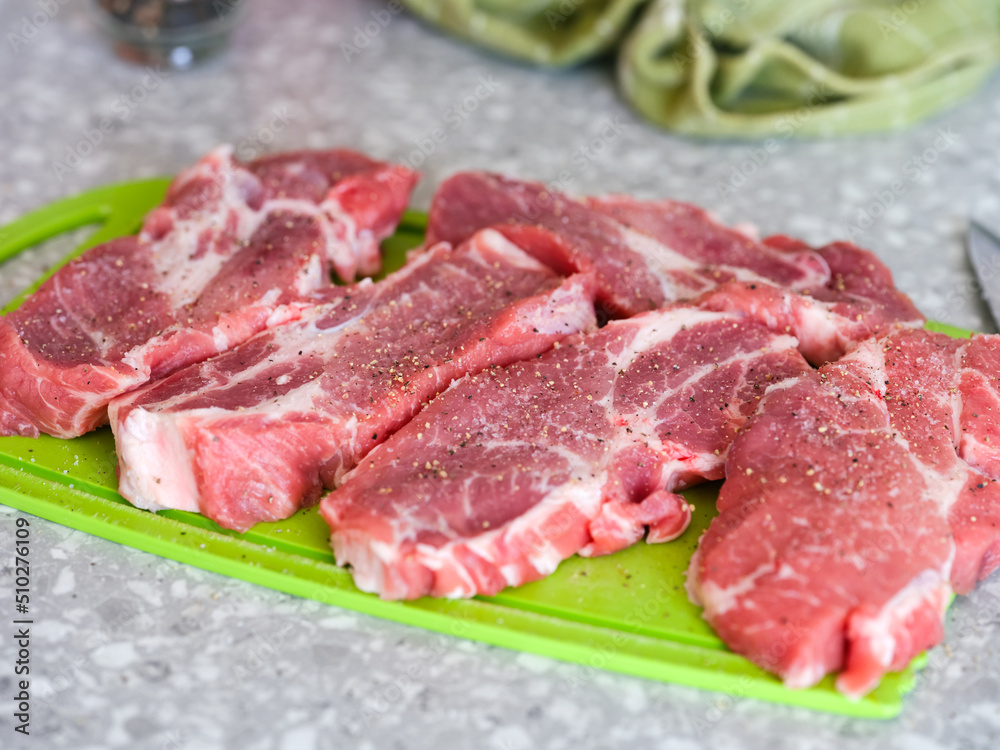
[109, 229, 597, 532]
[426, 172, 828, 319]
[0, 146, 417, 438]
[425, 172, 923, 363]
[582, 195, 829, 291]
[695, 237, 924, 365]
[688, 328, 1000, 698]
[320, 307, 812, 600]
[948, 335, 1000, 591]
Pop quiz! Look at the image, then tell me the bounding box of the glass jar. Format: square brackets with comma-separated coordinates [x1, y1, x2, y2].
[92, 0, 247, 69]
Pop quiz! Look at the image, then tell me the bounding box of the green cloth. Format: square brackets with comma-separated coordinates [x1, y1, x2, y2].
[620, 0, 1000, 137]
[402, 0, 1000, 137]
[400, 0, 648, 66]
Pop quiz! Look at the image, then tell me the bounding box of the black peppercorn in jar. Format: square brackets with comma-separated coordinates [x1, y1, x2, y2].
[92, 0, 247, 69]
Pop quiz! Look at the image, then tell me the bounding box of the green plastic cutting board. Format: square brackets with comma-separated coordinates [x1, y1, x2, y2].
[0, 180, 935, 718]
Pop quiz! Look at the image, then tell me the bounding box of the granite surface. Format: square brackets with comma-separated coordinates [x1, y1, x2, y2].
[1, 1, 1000, 748]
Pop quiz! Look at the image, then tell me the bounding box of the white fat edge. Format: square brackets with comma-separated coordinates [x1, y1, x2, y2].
[719, 284, 841, 355]
[133, 321, 324, 414]
[404, 447, 604, 589]
[470, 228, 556, 274]
[619, 226, 697, 300]
[697, 559, 777, 617]
[119, 324, 206, 377]
[781, 659, 830, 692]
[319, 193, 364, 269]
[438, 584, 476, 599]
[263, 195, 360, 264]
[149, 183, 340, 310]
[579, 497, 637, 555]
[115, 407, 200, 513]
[622, 226, 786, 301]
[838, 567, 952, 682]
[834, 337, 889, 397]
[646, 442, 722, 490]
[610, 307, 734, 370]
[138, 145, 234, 223]
[794, 301, 853, 357]
[264, 300, 312, 329]
[685, 544, 706, 605]
[339, 537, 399, 596]
[414, 543, 478, 599]
[209, 287, 284, 352]
[293, 254, 326, 297]
[495, 470, 607, 583]
[730, 221, 759, 241]
[517, 276, 597, 337]
[949, 340, 993, 480]
[147, 153, 266, 307]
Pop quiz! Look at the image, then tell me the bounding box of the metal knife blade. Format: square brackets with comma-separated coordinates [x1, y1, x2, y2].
[968, 219, 1000, 330]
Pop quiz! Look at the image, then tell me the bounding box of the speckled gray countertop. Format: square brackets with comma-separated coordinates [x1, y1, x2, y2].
[1, 1, 1000, 749]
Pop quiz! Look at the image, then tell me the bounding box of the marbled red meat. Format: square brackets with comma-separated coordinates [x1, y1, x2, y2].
[695, 237, 925, 365]
[109, 230, 597, 531]
[426, 172, 923, 364]
[689, 328, 1000, 698]
[320, 307, 811, 600]
[0, 146, 416, 438]
[427, 172, 827, 317]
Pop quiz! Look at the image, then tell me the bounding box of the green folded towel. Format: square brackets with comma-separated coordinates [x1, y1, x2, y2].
[402, 0, 1000, 137]
[400, 0, 648, 65]
[620, 0, 1000, 137]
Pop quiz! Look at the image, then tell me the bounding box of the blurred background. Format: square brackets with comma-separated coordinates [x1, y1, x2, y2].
[1, 2, 1000, 749]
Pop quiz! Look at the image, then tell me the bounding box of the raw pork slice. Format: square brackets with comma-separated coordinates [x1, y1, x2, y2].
[320, 307, 812, 600]
[425, 172, 923, 363]
[109, 230, 597, 532]
[427, 172, 828, 317]
[695, 236, 924, 365]
[0, 146, 417, 438]
[688, 328, 1000, 698]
